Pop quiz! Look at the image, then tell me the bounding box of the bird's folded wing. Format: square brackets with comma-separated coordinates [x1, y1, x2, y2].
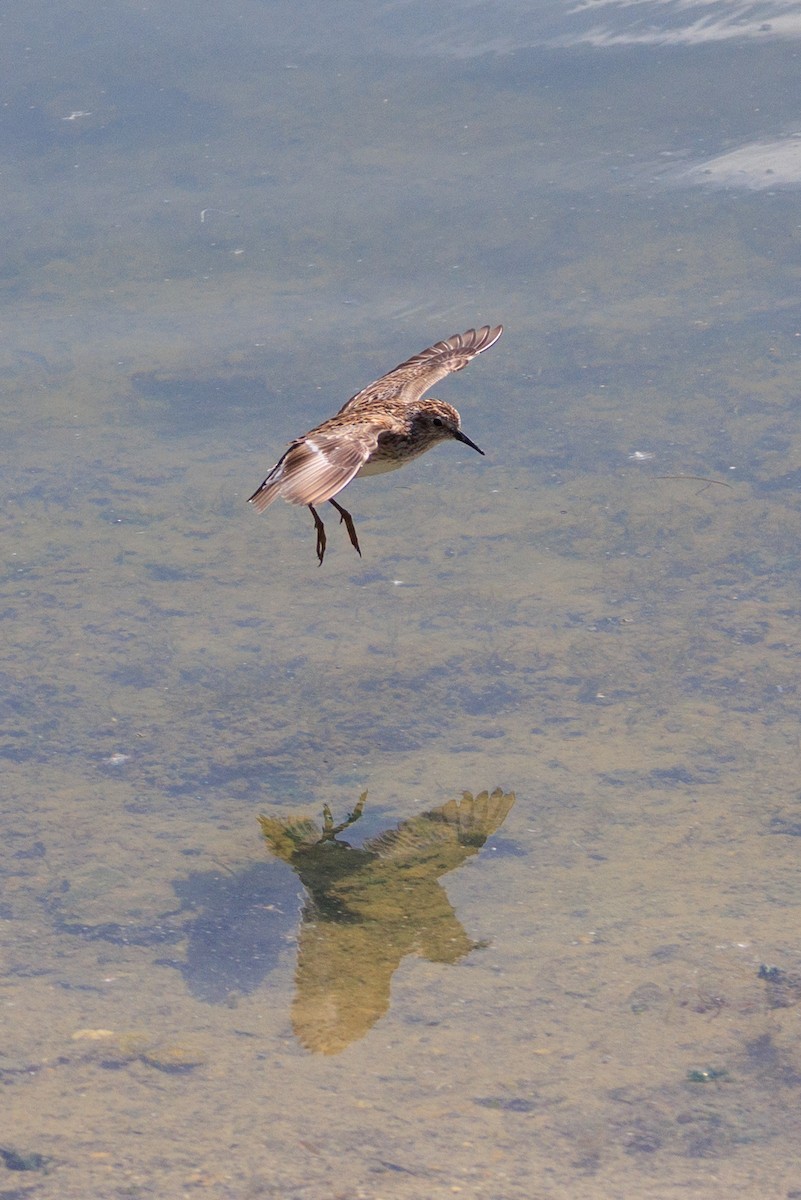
[340, 324, 503, 413]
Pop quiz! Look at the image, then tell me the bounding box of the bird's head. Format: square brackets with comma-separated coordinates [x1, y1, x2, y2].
[414, 399, 484, 456]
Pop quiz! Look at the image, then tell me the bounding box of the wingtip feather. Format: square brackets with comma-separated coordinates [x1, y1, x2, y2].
[248, 481, 280, 512]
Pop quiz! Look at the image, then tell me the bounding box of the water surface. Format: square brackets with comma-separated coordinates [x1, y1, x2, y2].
[3, 3, 801, 1197]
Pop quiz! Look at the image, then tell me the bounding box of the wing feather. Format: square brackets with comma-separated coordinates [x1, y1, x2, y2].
[248, 428, 378, 510]
[339, 324, 503, 414]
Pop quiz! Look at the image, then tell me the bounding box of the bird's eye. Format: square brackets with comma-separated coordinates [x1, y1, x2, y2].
[432, 416, 444, 426]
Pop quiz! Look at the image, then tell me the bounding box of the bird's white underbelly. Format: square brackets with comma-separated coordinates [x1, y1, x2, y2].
[356, 458, 405, 478]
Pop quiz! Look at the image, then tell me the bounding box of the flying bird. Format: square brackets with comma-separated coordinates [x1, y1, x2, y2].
[248, 324, 503, 564]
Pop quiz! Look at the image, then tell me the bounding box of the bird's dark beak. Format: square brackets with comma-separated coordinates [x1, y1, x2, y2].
[454, 429, 484, 456]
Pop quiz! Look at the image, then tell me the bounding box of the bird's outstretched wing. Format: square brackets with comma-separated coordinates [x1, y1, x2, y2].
[339, 324, 503, 415]
[248, 425, 381, 510]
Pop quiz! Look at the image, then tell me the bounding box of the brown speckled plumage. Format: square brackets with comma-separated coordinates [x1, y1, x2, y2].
[248, 325, 503, 564]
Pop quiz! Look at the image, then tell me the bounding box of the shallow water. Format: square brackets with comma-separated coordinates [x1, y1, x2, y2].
[4, 3, 801, 1197]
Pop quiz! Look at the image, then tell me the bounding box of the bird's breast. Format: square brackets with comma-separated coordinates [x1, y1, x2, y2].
[357, 429, 440, 478]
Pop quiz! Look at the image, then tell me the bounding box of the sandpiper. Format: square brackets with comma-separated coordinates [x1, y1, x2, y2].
[248, 324, 503, 564]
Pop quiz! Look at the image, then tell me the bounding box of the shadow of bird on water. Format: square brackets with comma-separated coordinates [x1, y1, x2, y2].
[259, 788, 515, 1055]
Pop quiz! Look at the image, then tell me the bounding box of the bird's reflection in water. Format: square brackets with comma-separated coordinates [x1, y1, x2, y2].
[259, 788, 515, 1055]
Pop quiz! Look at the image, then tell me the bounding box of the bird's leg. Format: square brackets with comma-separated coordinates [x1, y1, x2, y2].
[318, 793, 367, 843]
[309, 504, 327, 565]
[328, 498, 362, 557]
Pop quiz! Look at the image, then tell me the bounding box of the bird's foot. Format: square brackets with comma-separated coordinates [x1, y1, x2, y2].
[328, 498, 362, 557]
[309, 505, 327, 565]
